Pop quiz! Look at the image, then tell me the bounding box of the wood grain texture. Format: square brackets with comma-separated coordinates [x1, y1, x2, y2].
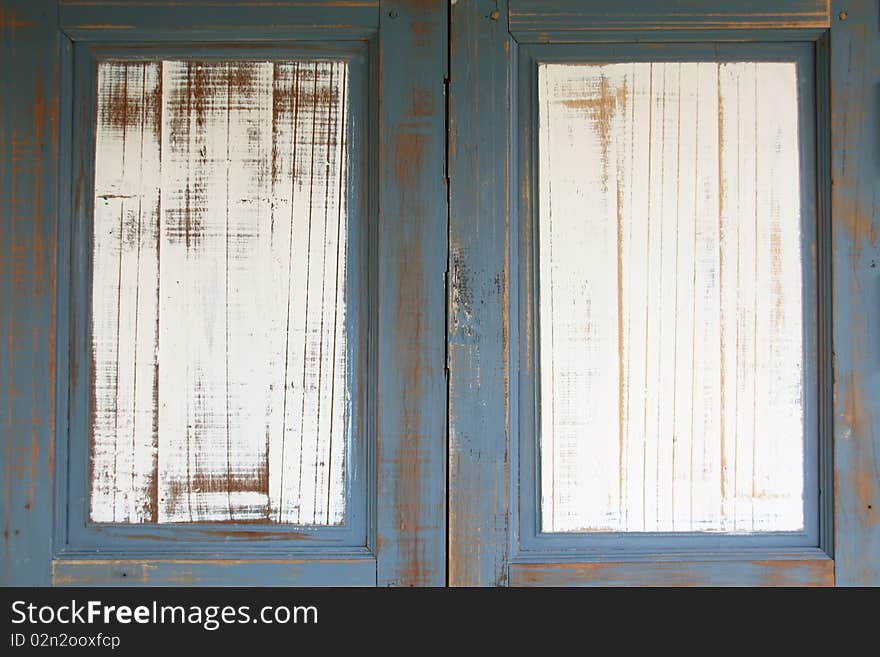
[448, 0, 511, 587]
[537, 62, 805, 533]
[509, 556, 834, 587]
[376, 0, 447, 586]
[52, 557, 375, 586]
[830, 0, 880, 586]
[90, 60, 349, 525]
[0, 0, 60, 586]
[509, 0, 831, 35]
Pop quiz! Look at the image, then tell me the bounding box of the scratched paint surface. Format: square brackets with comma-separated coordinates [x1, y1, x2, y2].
[90, 60, 349, 524]
[538, 62, 804, 533]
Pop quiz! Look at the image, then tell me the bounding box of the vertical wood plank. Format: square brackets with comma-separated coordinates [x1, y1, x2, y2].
[691, 63, 722, 530]
[158, 61, 233, 522]
[0, 0, 59, 585]
[91, 62, 162, 523]
[831, 0, 880, 585]
[377, 0, 447, 586]
[448, 0, 512, 585]
[223, 61, 274, 520]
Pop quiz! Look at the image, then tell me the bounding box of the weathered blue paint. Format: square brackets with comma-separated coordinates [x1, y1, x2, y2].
[52, 557, 376, 586]
[508, 0, 830, 43]
[59, 42, 372, 559]
[814, 32, 834, 557]
[448, 0, 513, 588]
[0, 0, 61, 586]
[376, 0, 448, 587]
[59, 0, 380, 42]
[514, 42, 824, 555]
[830, 0, 880, 586]
[510, 556, 834, 587]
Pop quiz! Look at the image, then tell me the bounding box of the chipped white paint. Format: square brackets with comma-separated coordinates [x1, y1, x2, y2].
[90, 60, 349, 524]
[538, 62, 804, 533]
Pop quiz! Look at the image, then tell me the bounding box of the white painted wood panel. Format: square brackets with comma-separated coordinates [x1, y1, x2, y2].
[538, 62, 804, 533]
[90, 60, 349, 524]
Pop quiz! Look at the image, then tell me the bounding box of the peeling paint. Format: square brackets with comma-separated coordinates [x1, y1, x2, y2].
[89, 60, 350, 525]
[538, 62, 806, 533]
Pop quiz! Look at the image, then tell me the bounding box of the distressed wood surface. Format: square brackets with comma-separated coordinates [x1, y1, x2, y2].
[0, 0, 60, 586]
[830, 0, 880, 586]
[537, 62, 806, 533]
[376, 0, 448, 586]
[509, 0, 831, 37]
[52, 557, 375, 586]
[448, 0, 511, 587]
[90, 60, 349, 525]
[509, 557, 834, 587]
[59, 0, 380, 41]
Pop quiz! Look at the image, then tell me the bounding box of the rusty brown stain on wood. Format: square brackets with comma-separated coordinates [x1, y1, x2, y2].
[47, 61, 59, 491]
[189, 472, 264, 498]
[32, 71, 48, 295]
[562, 75, 628, 190]
[389, 117, 431, 583]
[101, 62, 140, 131]
[404, 0, 441, 11]
[64, 23, 364, 32]
[56, 558, 365, 565]
[395, 234, 426, 585]
[409, 88, 433, 118]
[0, 6, 33, 31]
[836, 194, 879, 252]
[68, 24, 136, 29]
[212, 528, 309, 539]
[29, 71, 46, 508]
[751, 559, 834, 587]
[511, 559, 834, 587]
[409, 20, 435, 48]
[393, 129, 426, 188]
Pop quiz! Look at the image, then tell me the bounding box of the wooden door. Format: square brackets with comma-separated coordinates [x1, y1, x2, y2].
[448, 0, 879, 586]
[1, 0, 447, 586]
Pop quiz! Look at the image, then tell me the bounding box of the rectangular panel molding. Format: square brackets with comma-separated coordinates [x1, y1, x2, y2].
[509, 0, 831, 37]
[58, 0, 381, 41]
[509, 557, 834, 586]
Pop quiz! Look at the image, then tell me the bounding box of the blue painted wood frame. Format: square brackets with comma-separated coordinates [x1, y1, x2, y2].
[448, 0, 880, 586]
[0, 0, 62, 587]
[1, 0, 448, 587]
[829, 0, 880, 587]
[375, 1, 448, 587]
[514, 41, 824, 556]
[61, 42, 373, 557]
